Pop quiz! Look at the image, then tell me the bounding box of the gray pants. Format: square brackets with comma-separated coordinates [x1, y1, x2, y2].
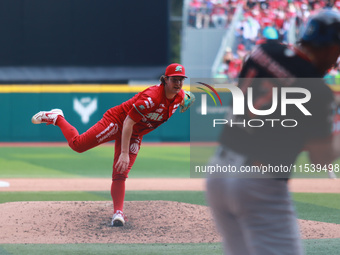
[206, 152, 304, 254]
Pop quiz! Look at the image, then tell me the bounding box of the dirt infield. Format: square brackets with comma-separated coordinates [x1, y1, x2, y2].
[1, 142, 338, 244]
[0, 201, 219, 244]
[0, 201, 339, 244]
[0, 178, 339, 193]
[0, 178, 339, 244]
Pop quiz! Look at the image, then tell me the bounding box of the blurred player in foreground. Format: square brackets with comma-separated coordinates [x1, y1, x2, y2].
[206, 10, 340, 255]
[32, 63, 195, 227]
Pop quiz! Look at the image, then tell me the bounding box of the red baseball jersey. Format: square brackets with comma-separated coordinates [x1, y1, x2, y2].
[112, 84, 185, 137]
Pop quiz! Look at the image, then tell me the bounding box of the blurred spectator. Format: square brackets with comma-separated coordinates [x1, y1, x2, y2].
[223, 47, 234, 65]
[234, 24, 245, 52]
[246, 0, 257, 10]
[273, 2, 287, 40]
[199, 0, 214, 28]
[258, 0, 269, 10]
[214, 65, 229, 80]
[227, 58, 243, 79]
[188, 0, 202, 28]
[221, 46, 234, 74]
[258, 9, 275, 27]
[236, 13, 260, 51]
[255, 26, 280, 45]
[263, 26, 279, 39]
[236, 43, 247, 59]
[308, 0, 317, 10]
[335, 0, 340, 10]
[211, 0, 228, 28]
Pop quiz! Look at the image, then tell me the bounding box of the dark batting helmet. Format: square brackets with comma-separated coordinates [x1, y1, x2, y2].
[301, 9, 340, 46]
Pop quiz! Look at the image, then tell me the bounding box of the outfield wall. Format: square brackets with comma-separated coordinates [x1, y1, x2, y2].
[0, 85, 190, 142]
[2, 84, 340, 142]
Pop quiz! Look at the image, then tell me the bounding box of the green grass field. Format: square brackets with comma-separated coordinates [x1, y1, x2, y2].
[0, 145, 339, 255]
[0, 146, 190, 178]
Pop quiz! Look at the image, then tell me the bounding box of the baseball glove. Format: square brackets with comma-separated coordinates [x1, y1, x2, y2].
[180, 90, 196, 113]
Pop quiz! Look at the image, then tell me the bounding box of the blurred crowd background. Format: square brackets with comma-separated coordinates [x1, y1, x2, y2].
[186, 0, 340, 84]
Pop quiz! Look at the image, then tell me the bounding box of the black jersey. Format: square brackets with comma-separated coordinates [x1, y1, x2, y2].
[219, 41, 335, 173]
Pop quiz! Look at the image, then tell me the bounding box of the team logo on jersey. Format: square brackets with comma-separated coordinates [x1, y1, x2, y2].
[144, 97, 155, 109]
[139, 105, 145, 110]
[175, 66, 182, 72]
[130, 143, 139, 154]
[146, 112, 163, 121]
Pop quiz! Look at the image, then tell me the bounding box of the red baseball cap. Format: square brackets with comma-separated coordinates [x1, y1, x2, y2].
[165, 63, 187, 78]
[237, 44, 245, 51]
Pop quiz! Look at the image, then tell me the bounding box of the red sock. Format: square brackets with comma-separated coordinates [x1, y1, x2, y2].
[111, 180, 125, 212]
[56, 116, 79, 143]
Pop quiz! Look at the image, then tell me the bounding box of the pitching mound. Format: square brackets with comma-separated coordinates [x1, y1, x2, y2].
[0, 201, 339, 244]
[0, 201, 220, 244]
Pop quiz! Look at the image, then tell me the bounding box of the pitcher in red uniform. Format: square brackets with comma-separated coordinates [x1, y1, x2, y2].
[31, 63, 195, 226]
